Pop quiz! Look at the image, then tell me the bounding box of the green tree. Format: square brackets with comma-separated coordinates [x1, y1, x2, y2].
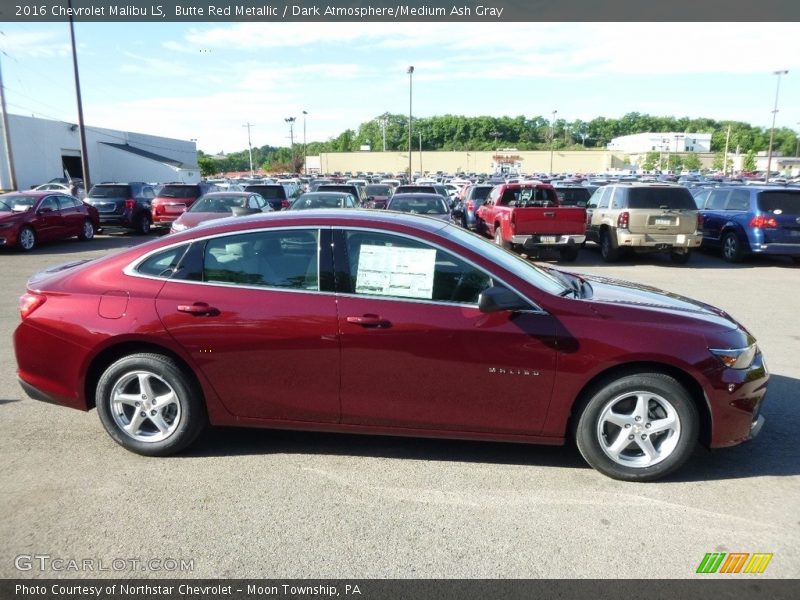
[712, 153, 725, 171]
[742, 150, 757, 172]
[682, 153, 702, 172]
[641, 151, 659, 171]
[197, 154, 218, 177]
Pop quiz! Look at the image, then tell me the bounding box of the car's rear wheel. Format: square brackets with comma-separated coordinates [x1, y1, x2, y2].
[136, 212, 152, 235]
[721, 232, 744, 263]
[494, 225, 511, 250]
[669, 249, 691, 264]
[574, 373, 698, 481]
[18, 226, 36, 251]
[78, 219, 95, 241]
[96, 353, 206, 456]
[559, 246, 579, 262]
[600, 230, 619, 262]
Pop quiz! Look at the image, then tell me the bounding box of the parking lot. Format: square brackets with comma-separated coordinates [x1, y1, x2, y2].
[1, 231, 798, 579]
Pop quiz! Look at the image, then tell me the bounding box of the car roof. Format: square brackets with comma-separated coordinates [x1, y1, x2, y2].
[1, 190, 50, 198]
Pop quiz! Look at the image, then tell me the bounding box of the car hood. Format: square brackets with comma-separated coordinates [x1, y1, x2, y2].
[582, 273, 742, 331]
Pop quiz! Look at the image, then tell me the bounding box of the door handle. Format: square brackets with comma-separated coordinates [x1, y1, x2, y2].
[543, 211, 555, 217]
[346, 315, 390, 328]
[177, 302, 219, 316]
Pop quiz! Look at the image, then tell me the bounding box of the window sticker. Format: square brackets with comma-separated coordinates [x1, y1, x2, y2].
[355, 244, 436, 299]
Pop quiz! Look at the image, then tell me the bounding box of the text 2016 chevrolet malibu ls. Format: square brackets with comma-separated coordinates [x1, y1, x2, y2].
[14, 210, 768, 481]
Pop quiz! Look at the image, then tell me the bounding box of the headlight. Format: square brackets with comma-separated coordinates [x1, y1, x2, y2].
[709, 344, 757, 369]
[171, 222, 187, 232]
[0, 223, 13, 229]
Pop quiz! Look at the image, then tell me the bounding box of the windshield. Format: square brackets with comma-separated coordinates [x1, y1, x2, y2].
[389, 196, 447, 214]
[440, 225, 568, 296]
[0, 195, 35, 211]
[246, 186, 285, 199]
[189, 194, 247, 213]
[158, 185, 200, 199]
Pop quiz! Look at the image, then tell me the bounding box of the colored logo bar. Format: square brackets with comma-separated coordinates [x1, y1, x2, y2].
[697, 553, 773, 574]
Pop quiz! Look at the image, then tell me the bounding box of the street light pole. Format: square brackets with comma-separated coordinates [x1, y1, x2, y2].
[302, 110, 308, 175]
[407, 66, 414, 181]
[242, 122, 254, 176]
[68, 0, 91, 191]
[795, 121, 799, 158]
[418, 131, 422, 176]
[284, 116, 296, 172]
[765, 69, 789, 182]
[673, 134, 684, 172]
[549, 110, 557, 176]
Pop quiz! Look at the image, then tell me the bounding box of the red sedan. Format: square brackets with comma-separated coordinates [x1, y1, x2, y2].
[0, 190, 100, 251]
[13, 210, 768, 481]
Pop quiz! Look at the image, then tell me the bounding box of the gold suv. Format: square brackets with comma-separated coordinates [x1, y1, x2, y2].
[585, 183, 703, 263]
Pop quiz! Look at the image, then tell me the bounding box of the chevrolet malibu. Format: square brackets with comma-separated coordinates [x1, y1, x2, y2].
[13, 211, 768, 481]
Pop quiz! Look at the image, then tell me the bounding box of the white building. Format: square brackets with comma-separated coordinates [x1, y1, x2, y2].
[0, 114, 199, 191]
[608, 132, 712, 154]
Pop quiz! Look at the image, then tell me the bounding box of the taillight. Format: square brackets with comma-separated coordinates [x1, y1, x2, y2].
[281, 199, 290, 209]
[750, 215, 778, 229]
[124, 198, 136, 210]
[617, 211, 629, 229]
[696, 213, 704, 230]
[19, 293, 46, 320]
[510, 212, 516, 233]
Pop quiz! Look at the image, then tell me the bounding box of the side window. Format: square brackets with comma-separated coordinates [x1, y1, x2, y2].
[142, 187, 155, 199]
[343, 231, 492, 304]
[707, 190, 728, 210]
[203, 229, 319, 290]
[247, 195, 259, 209]
[345, 195, 355, 208]
[726, 190, 750, 211]
[40, 196, 59, 211]
[609, 188, 623, 209]
[136, 244, 190, 278]
[692, 189, 710, 209]
[596, 187, 611, 209]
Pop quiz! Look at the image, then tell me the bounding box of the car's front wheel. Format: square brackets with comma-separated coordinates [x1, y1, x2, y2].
[18, 225, 36, 251]
[574, 373, 698, 481]
[96, 353, 206, 456]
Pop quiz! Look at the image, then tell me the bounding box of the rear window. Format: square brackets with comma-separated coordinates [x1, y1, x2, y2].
[756, 191, 800, 214]
[555, 188, 590, 206]
[158, 185, 200, 198]
[245, 185, 286, 199]
[470, 187, 492, 201]
[365, 185, 391, 196]
[89, 185, 130, 198]
[627, 188, 696, 210]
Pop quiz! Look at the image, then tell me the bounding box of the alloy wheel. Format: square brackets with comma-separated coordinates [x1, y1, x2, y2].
[109, 371, 182, 443]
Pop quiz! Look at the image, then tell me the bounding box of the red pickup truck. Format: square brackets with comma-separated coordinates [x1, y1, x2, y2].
[476, 182, 587, 261]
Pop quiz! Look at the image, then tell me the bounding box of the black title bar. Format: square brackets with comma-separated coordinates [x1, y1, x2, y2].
[2, 0, 799, 22]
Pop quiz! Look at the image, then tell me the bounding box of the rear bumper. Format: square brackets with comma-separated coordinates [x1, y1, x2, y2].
[617, 231, 703, 249]
[749, 242, 800, 256]
[514, 234, 586, 248]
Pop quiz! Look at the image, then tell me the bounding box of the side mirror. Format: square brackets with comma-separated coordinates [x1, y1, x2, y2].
[586, 203, 596, 209]
[37, 207, 53, 215]
[478, 286, 530, 313]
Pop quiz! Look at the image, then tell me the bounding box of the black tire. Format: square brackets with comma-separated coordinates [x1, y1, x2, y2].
[600, 230, 619, 263]
[96, 353, 207, 456]
[574, 372, 698, 482]
[18, 225, 36, 251]
[791, 256, 800, 264]
[78, 219, 95, 241]
[669, 249, 691, 264]
[494, 225, 511, 250]
[559, 246, 579, 262]
[721, 231, 744, 263]
[135, 212, 152, 235]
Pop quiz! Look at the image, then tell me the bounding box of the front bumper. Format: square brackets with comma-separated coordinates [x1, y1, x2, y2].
[513, 234, 586, 249]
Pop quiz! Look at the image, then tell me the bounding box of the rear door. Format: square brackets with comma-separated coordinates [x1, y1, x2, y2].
[757, 190, 800, 245]
[154, 228, 341, 422]
[56, 195, 84, 235]
[625, 187, 698, 236]
[701, 189, 731, 243]
[34, 195, 66, 241]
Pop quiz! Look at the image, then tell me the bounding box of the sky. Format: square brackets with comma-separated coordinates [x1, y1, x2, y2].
[1, 22, 799, 155]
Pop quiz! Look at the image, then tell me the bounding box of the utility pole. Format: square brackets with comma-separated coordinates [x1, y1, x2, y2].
[795, 122, 799, 158]
[242, 122, 254, 176]
[379, 117, 387, 152]
[549, 110, 557, 176]
[68, 0, 91, 191]
[284, 117, 296, 172]
[765, 69, 789, 182]
[407, 66, 414, 181]
[722, 124, 731, 176]
[418, 131, 422, 176]
[0, 55, 17, 190]
[302, 110, 308, 175]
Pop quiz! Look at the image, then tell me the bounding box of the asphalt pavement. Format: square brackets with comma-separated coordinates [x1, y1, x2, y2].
[1, 232, 798, 579]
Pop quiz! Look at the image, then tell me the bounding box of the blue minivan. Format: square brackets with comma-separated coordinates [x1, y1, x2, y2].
[694, 186, 800, 263]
